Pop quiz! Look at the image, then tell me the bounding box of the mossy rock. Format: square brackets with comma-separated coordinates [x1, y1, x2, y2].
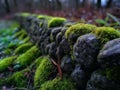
[40, 77, 76, 90]
[65, 23, 96, 44]
[48, 17, 66, 28]
[106, 66, 120, 82]
[94, 27, 120, 45]
[6, 68, 30, 87]
[14, 42, 33, 54]
[34, 56, 56, 88]
[0, 56, 17, 72]
[14, 46, 40, 68]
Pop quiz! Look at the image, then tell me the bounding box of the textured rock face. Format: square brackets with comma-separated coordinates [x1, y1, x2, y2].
[71, 64, 88, 90]
[73, 34, 100, 71]
[61, 55, 73, 73]
[86, 71, 120, 90]
[98, 38, 120, 68]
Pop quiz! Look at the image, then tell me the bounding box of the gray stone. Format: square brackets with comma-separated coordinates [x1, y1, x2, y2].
[73, 34, 100, 70]
[98, 38, 120, 67]
[86, 70, 120, 90]
[61, 55, 73, 73]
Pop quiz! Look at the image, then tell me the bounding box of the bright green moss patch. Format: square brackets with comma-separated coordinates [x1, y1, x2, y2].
[65, 23, 96, 39]
[48, 17, 66, 28]
[14, 42, 33, 54]
[94, 27, 120, 44]
[14, 29, 27, 39]
[6, 69, 30, 87]
[23, 36, 30, 43]
[14, 46, 40, 68]
[34, 56, 56, 88]
[40, 77, 76, 90]
[65, 23, 96, 44]
[0, 56, 17, 72]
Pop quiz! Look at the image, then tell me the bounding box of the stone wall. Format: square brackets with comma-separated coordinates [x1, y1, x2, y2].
[14, 13, 120, 90]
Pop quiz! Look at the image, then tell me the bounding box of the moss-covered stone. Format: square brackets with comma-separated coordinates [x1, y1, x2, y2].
[34, 56, 56, 88]
[14, 42, 33, 54]
[14, 46, 40, 68]
[65, 23, 96, 44]
[48, 17, 66, 28]
[94, 27, 120, 45]
[6, 68, 30, 87]
[0, 56, 17, 72]
[106, 66, 120, 81]
[40, 77, 76, 90]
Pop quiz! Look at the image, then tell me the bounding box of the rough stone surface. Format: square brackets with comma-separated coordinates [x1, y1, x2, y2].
[71, 64, 88, 90]
[98, 38, 120, 67]
[86, 70, 120, 90]
[61, 55, 73, 73]
[73, 34, 100, 71]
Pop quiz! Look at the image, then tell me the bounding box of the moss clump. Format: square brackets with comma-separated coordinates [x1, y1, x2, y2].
[40, 77, 76, 90]
[48, 17, 66, 28]
[20, 13, 30, 17]
[18, 31, 27, 40]
[14, 46, 40, 68]
[3, 48, 12, 55]
[34, 57, 56, 88]
[94, 27, 120, 44]
[106, 66, 120, 81]
[6, 69, 30, 87]
[14, 29, 27, 38]
[14, 42, 33, 54]
[23, 36, 30, 43]
[65, 23, 96, 44]
[0, 56, 17, 72]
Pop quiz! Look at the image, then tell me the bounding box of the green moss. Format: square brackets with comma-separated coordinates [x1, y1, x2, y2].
[23, 36, 30, 43]
[14, 29, 27, 39]
[34, 56, 45, 68]
[65, 23, 96, 39]
[48, 17, 66, 28]
[14, 42, 33, 54]
[21, 13, 30, 17]
[6, 69, 30, 87]
[14, 46, 40, 68]
[18, 31, 27, 40]
[0, 56, 17, 72]
[106, 66, 120, 81]
[94, 27, 120, 44]
[3, 48, 12, 55]
[37, 15, 51, 19]
[40, 77, 76, 90]
[34, 56, 56, 88]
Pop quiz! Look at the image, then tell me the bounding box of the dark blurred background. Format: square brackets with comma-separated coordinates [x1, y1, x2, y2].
[0, 0, 120, 21]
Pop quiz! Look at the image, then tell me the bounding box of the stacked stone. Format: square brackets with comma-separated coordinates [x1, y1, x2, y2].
[15, 13, 120, 90]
